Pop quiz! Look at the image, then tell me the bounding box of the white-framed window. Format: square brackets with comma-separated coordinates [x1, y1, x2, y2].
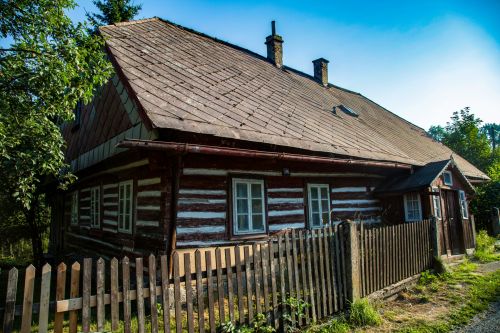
[404, 192, 422, 222]
[71, 191, 79, 225]
[232, 178, 266, 235]
[443, 171, 453, 186]
[459, 190, 469, 219]
[90, 186, 100, 228]
[431, 187, 442, 219]
[118, 180, 133, 233]
[307, 184, 331, 228]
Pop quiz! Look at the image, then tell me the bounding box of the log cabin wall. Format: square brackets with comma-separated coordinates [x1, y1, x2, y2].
[62, 152, 173, 259]
[174, 154, 398, 249]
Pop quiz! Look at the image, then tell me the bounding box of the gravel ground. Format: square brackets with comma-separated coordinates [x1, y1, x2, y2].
[455, 301, 500, 333]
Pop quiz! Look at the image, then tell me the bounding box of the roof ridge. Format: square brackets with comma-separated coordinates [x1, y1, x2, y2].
[100, 17, 160, 29]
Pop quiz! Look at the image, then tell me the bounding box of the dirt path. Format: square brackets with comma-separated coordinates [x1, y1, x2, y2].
[455, 301, 500, 333]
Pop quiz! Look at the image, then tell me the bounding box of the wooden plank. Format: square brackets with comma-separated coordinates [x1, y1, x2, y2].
[340, 224, 348, 305]
[244, 246, 253, 323]
[184, 253, 194, 333]
[122, 257, 132, 333]
[311, 229, 320, 319]
[234, 246, 245, 324]
[96, 258, 105, 332]
[359, 223, 364, 297]
[375, 228, 381, 291]
[110, 258, 119, 332]
[284, 232, 296, 323]
[69, 262, 80, 333]
[319, 229, 328, 317]
[277, 235, 286, 321]
[136, 257, 146, 333]
[195, 251, 205, 333]
[54, 263, 67, 333]
[206, 250, 216, 333]
[149, 254, 159, 333]
[215, 248, 225, 322]
[260, 243, 270, 321]
[291, 230, 300, 305]
[225, 248, 235, 323]
[82, 259, 91, 333]
[334, 225, 343, 309]
[268, 239, 279, 329]
[160, 255, 171, 333]
[252, 243, 262, 316]
[173, 252, 182, 333]
[305, 231, 316, 321]
[298, 231, 310, 324]
[3, 268, 18, 333]
[38, 264, 51, 333]
[323, 227, 333, 315]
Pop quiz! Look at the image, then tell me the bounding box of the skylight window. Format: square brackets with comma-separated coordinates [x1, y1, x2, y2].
[334, 105, 359, 117]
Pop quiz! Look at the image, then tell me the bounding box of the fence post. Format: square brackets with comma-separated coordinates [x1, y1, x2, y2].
[430, 217, 441, 258]
[345, 221, 361, 302]
[471, 214, 478, 248]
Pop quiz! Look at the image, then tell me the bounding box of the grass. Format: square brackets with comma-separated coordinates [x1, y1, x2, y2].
[473, 230, 500, 263]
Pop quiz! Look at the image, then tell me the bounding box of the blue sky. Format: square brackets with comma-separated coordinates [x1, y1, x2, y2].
[68, 0, 500, 129]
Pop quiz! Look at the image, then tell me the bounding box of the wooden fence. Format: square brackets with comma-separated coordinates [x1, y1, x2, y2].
[359, 220, 433, 296]
[1, 220, 437, 332]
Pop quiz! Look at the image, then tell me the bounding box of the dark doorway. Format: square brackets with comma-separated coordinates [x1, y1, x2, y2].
[442, 190, 464, 255]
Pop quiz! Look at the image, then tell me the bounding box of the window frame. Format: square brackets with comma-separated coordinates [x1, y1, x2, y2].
[431, 187, 442, 220]
[231, 178, 267, 236]
[71, 191, 79, 225]
[459, 190, 469, 219]
[307, 183, 331, 229]
[90, 186, 101, 228]
[403, 192, 422, 222]
[443, 171, 453, 186]
[118, 180, 134, 234]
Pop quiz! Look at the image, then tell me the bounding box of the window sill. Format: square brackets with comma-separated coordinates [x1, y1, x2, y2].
[230, 232, 268, 241]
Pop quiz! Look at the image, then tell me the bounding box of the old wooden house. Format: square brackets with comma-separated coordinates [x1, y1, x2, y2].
[50, 18, 489, 260]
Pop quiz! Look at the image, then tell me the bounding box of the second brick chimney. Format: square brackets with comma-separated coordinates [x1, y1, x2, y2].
[265, 21, 284, 68]
[313, 58, 329, 86]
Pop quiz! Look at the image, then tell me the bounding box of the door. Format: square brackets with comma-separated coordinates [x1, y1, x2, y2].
[442, 190, 464, 255]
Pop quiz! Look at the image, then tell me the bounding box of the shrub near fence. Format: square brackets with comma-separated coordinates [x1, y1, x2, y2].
[1, 220, 436, 333]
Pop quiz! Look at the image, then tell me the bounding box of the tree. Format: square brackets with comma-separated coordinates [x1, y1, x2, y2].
[86, 0, 142, 29]
[482, 123, 500, 151]
[428, 107, 492, 172]
[0, 0, 113, 266]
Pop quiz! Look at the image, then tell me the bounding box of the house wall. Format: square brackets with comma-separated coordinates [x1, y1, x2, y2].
[174, 154, 398, 249]
[62, 152, 173, 260]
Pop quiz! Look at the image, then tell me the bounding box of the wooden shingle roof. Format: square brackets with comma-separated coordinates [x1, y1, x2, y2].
[99, 18, 488, 181]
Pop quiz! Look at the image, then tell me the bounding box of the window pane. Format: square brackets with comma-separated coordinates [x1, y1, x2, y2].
[238, 215, 249, 231]
[251, 183, 262, 199]
[311, 199, 319, 214]
[320, 187, 328, 199]
[252, 214, 264, 231]
[237, 199, 248, 214]
[321, 199, 329, 214]
[252, 198, 262, 214]
[321, 211, 329, 225]
[311, 187, 318, 200]
[312, 212, 320, 226]
[236, 183, 247, 198]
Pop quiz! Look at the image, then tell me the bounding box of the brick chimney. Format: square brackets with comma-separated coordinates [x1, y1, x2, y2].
[313, 58, 329, 86]
[265, 21, 284, 68]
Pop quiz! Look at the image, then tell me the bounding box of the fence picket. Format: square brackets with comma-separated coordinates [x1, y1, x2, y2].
[333, 225, 343, 310]
[96, 258, 105, 332]
[122, 257, 131, 333]
[324, 227, 333, 315]
[260, 244, 270, 320]
[311, 229, 320, 319]
[184, 253, 194, 333]
[82, 259, 91, 333]
[252, 243, 262, 316]
[268, 239, 279, 329]
[69, 262, 80, 333]
[215, 248, 225, 322]
[291, 230, 300, 313]
[54, 263, 66, 333]
[244, 246, 253, 324]
[110, 258, 119, 332]
[149, 254, 159, 333]
[298, 231, 310, 324]
[160, 255, 171, 333]
[225, 248, 235, 323]
[3, 268, 18, 333]
[206, 251, 216, 333]
[136, 257, 146, 333]
[317, 229, 327, 317]
[195, 250, 205, 333]
[234, 246, 245, 324]
[277, 235, 286, 322]
[305, 231, 316, 322]
[173, 253, 182, 333]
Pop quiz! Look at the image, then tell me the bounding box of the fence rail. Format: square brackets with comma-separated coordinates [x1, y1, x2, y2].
[1, 220, 440, 332]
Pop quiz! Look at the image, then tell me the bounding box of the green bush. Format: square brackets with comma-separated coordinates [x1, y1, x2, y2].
[348, 298, 382, 327]
[474, 230, 500, 263]
[419, 270, 438, 285]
